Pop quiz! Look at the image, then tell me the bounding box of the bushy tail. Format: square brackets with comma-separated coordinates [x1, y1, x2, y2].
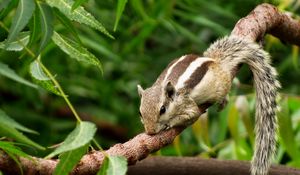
[205, 36, 280, 175]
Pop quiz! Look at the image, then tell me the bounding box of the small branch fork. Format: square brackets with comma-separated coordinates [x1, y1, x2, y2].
[1, 3, 300, 175]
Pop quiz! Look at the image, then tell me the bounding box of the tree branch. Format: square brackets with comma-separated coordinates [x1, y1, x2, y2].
[1, 3, 300, 175]
[231, 3, 300, 45]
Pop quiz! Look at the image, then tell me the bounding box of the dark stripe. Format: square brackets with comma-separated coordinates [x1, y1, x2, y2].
[166, 54, 199, 85]
[185, 61, 213, 89]
[154, 58, 179, 85]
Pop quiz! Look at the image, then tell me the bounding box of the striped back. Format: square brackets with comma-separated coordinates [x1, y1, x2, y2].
[155, 54, 214, 92]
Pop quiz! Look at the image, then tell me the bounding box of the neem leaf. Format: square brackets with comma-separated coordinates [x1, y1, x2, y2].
[6, 0, 35, 44]
[0, 61, 37, 88]
[53, 8, 82, 44]
[97, 156, 128, 175]
[45, 0, 113, 39]
[37, 2, 54, 52]
[29, 59, 62, 96]
[52, 32, 103, 74]
[0, 109, 38, 134]
[107, 156, 127, 175]
[0, 122, 44, 150]
[0, 141, 30, 158]
[46, 121, 96, 158]
[53, 144, 88, 175]
[0, 31, 30, 51]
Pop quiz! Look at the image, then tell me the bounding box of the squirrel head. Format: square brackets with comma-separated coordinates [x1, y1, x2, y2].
[137, 82, 201, 135]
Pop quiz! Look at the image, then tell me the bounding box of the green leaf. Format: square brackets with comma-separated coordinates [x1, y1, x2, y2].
[54, 144, 88, 175]
[71, 0, 88, 11]
[97, 157, 109, 175]
[53, 8, 82, 44]
[97, 156, 127, 175]
[0, 121, 44, 150]
[0, 141, 30, 158]
[46, 121, 97, 158]
[37, 2, 54, 52]
[0, 109, 38, 134]
[30, 59, 50, 81]
[52, 32, 103, 74]
[114, 0, 127, 31]
[45, 0, 113, 39]
[107, 156, 127, 175]
[6, 0, 35, 44]
[28, 9, 41, 47]
[0, 31, 30, 51]
[29, 59, 62, 96]
[0, 62, 37, 88]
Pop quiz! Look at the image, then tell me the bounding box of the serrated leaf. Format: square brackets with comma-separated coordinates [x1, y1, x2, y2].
[0, 122, 44, 150]
[97, 157, 109, 175]
[0, 31, 30, 51]
[46, 121, 97, 158]
[45, 0, 113, 39]
[37, 2, 54, 52]
[54, 144, 88, 175]
[6, 0, 35, 44]
[0, 141, 30, 158]
[114, 0, 127, 31]
[0, 62, 37, 88]
[71, 0, 88, 11]
[53, 8, 82, 44]
[0, 109, 38, 134]
[107, 156, 127, 175]
[29, 59, 61, 96]
[30, 59, 49, 81]
[52, 32, 103, 73]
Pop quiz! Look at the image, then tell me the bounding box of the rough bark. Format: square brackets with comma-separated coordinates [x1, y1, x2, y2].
[1, 3, 300, 175]
[231, 3, 300, 45]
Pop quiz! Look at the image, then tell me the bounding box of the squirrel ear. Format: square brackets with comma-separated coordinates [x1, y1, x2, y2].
[137, 84, 144, 97]
[164, 81, 175, 99]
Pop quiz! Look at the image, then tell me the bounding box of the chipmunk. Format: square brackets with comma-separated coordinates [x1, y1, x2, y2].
[137, 36, 280, 175]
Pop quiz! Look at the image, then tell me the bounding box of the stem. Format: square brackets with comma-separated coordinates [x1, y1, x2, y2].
[37, 59, 82, 122]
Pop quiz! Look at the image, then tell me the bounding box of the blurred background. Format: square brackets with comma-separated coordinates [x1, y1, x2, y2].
[0, 0, 300, 168]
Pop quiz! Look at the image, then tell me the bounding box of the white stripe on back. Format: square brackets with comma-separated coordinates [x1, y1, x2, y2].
[162, 55, 186, 83]
[175, 57, 214, 89]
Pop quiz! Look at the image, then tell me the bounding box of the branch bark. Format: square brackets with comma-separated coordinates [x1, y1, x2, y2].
[1, 3, 300, 175]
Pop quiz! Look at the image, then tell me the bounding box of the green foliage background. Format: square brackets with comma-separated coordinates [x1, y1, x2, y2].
[0, 0, 300, 172]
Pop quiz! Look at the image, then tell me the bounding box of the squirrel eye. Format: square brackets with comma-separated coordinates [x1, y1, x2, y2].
[159, 105, 166, 115]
